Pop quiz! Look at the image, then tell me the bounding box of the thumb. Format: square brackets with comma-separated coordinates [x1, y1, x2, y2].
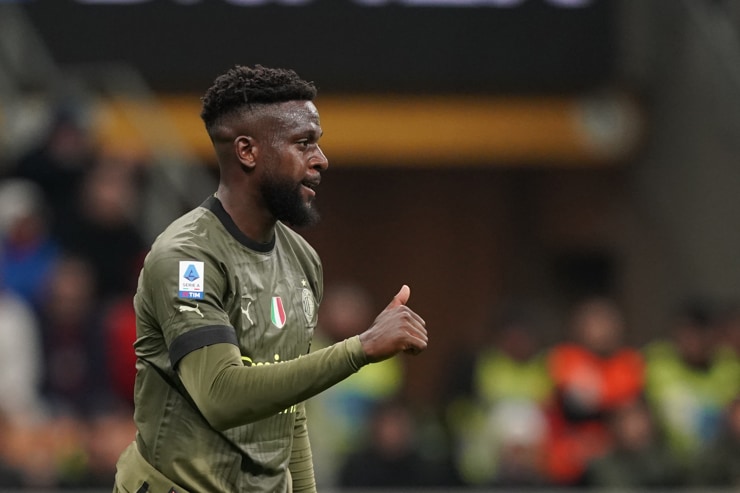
[385, 284, 410, 309]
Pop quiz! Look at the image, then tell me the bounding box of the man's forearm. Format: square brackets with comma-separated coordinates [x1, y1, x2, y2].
[178, 337, 367, 430]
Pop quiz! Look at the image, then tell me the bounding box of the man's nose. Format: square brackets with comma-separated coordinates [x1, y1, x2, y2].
[312, 145, 329, 171]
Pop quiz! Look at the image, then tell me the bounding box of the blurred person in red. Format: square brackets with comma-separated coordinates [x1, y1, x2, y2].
[644, 300, 740, 462]
[101, 298, 138, 405]
[544, 296, 645, 485]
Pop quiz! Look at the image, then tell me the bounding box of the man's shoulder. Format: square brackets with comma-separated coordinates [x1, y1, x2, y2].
[150, 205, 220, 255]
[142, 205, 225, 274]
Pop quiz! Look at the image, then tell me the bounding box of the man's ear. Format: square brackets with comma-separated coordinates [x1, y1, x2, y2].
[234, 135, 258, 169]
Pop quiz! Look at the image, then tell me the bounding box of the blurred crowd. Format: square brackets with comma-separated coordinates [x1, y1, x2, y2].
[0, 108, 145, 488]
[308, 285, 740, 490]
[445, 297, 740, 490]
[0, 108, 739, 491]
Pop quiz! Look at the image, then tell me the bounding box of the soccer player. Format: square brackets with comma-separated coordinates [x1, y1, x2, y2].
[112, 65, 428, 493]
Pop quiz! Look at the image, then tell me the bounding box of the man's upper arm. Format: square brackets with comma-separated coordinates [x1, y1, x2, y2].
[144, 245, 236, 367]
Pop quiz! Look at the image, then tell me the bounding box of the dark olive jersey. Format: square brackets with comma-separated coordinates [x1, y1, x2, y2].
[127, 195, 322, 493]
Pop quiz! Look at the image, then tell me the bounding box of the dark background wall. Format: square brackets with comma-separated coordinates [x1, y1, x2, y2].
[20, 0, 615, 94]
[299, 165, 640, 403]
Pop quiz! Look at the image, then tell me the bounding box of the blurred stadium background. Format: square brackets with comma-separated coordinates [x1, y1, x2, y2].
[0, 0, 739, 491]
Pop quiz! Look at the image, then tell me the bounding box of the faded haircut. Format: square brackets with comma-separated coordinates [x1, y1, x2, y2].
[200, 64, 317, 134]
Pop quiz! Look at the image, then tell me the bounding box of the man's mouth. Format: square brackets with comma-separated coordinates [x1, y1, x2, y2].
[301, 178, 320, 194]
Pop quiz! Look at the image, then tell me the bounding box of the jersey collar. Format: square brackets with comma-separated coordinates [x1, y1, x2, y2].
[201, 195, 276, 253]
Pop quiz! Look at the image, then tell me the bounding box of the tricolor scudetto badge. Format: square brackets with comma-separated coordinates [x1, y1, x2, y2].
[271, 296, 287, 329]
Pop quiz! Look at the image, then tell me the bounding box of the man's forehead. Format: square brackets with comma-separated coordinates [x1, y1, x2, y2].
[225, 100, 320, 140]
[272, 100, 321, 128]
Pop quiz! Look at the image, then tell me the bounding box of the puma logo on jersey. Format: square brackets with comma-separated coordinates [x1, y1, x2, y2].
[178, 304, 203, 318]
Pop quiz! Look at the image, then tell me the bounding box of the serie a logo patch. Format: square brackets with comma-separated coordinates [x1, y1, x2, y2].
[179, 261, 205, 299]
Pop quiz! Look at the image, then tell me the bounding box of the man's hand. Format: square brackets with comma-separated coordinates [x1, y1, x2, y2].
[358, 285, 428, 363]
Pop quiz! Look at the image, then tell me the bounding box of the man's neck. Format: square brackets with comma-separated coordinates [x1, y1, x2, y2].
[215, 185, 276, 244]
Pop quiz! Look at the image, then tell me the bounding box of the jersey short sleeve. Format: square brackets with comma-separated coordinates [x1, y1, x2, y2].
[140, 242, 237, 368]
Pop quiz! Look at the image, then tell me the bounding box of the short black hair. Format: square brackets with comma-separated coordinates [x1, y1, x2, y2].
[200, 64, 317, 132]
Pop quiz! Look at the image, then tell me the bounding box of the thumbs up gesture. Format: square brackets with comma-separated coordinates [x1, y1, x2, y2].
[358, 285, 428, 363]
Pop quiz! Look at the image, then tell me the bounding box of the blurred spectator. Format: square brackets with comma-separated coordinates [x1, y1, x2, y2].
[448, 304, 552, 486]
[0, 412, 25, 488]
[59, 404, 136, 488]
[36, 415, 89, 488]
[644, 300, 740, 462]
[2, 416, 76, 489]
[307, 282, 404, 488]
[482, 400, 549, 488]
[583, 398, 685, 488]
[543, 297, 645, 485]
[57, 157, 146, 301]
[338, 399, 435, 489]
[474, 306, 553, 408]
[409, 405, 464, 488]
[0, 280, 45, 424]
[100, 297, 138, 405]
[0, 408, 134, 490]
[0, 178, 61, 311]
[38, 255, 107, 415]
[11, 107, 95, 233]
[690, 397, 740, 486]
[716, 301, 740, 357]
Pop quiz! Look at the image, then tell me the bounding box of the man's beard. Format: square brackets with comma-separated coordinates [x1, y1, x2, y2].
[261, 174, 320, 228]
